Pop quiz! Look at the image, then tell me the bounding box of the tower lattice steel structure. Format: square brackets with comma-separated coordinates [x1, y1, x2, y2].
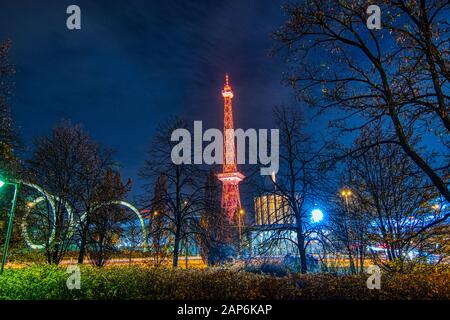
[217, 74, 245, 222]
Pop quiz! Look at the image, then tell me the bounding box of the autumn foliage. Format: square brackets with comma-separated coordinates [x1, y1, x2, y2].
[0, 265, 448, 300]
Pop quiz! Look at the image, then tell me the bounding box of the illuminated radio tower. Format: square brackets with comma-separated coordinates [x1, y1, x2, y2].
[217, 74, 245, 222]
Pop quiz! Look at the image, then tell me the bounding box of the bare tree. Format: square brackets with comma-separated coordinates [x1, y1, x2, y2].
[140, 118, 205, 269]
[146, 174, 172, 267]
[327, 185, 371, 274]
[252, 106, 328, 273]
[123, 218, 143, 266]
[338, 126, 443, 269]
[27, 121, 107, 264]
[87, 168, 131, 267]
[0, 39, 23, 250]
[198, 169, 234, 265]
[0, 39, 20, 177]
[274, 0, 450, 210]
[75, 146, 113, 264]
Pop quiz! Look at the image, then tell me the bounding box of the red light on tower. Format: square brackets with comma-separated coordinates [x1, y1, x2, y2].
[217, 74, 245, 222]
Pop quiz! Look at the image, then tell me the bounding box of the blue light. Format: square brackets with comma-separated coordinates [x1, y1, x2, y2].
[311, 209, 324, 223]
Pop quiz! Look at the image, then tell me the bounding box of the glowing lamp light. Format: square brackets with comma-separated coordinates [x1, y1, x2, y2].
[340, 189, 352, 197]
[311, 209, 324, 223]
[0, 180, 5, 188]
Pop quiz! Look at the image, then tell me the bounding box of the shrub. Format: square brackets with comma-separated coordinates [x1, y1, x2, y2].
[244, 263, 290, 277]
[0, 264, 448, 300]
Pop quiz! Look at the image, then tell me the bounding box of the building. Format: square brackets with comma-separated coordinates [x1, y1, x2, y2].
[254, 193, 294, 226]
[251, 191, 299, 257]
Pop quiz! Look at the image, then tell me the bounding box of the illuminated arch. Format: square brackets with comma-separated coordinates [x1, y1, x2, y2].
[18, 181, 147, 252]
[21, 196, 56, 250]
[20, 181, 74, 250]
[88, 200, 148, 252]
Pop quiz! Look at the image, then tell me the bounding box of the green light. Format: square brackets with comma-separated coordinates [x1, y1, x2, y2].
[1, 181, 20, 274]
[0, 180, 5, 188]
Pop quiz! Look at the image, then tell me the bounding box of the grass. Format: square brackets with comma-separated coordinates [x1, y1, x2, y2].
[0, 264, 449, 300]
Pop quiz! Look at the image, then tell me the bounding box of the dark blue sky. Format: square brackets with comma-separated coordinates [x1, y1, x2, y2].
[0, 0, 297, 195]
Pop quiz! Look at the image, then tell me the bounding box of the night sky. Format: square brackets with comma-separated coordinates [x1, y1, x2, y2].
[0, 0, 298, 196]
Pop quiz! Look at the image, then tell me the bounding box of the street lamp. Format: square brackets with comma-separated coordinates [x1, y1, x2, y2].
[432, 204, 440, 212]
[340, 189, 352, 206]
[340, 189, 352, 197]
[237, 208, 245, 255]
[311, 208, 324, 223]
[0, 177, 20, 274]
[238, 209, 245, 234]
[339, 188, 357, 272]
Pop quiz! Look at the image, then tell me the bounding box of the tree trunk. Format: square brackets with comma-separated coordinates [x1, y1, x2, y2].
[359, 244, 365, 273]
[173, 226, 181, 269]
[78, 213, 91, 264]
[185, 240, 189, 269]
[298, 244, 307, 274]
[297, 231, 307, 273]
[348, 251, 356, 274]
